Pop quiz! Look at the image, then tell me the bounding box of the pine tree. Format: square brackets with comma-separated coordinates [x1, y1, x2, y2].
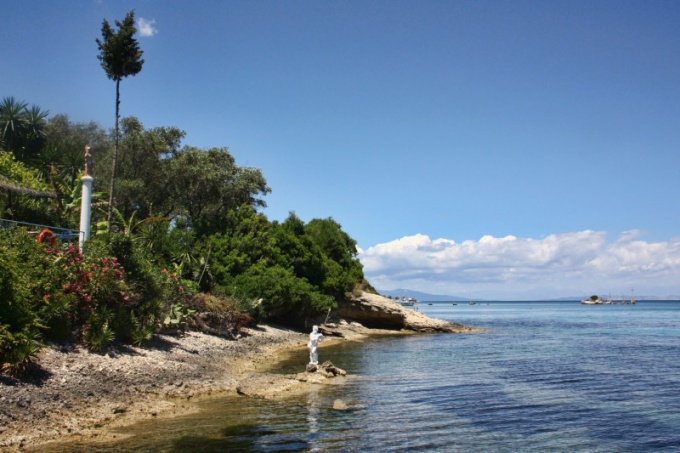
[96, 10, 144, 232]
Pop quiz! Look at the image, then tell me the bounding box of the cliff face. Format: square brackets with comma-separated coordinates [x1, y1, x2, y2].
[334, 292, 482, 333]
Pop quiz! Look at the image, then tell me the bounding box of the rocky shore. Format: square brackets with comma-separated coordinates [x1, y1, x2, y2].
[0, 293, 481, 450]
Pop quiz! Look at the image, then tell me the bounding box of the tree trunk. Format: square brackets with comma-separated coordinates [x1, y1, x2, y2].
[106, 79, 121, 233]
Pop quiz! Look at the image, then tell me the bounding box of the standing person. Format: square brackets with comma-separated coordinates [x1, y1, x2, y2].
[308, 325, 324, 365]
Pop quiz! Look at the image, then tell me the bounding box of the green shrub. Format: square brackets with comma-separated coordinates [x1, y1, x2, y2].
[158, 268, 194, 334]
[186, 293, 251, 338]
[0, 228, 48, 331]
[232, 264, 335, 326]
[0, 324, 43, 377]
[82, 307, 114, 353]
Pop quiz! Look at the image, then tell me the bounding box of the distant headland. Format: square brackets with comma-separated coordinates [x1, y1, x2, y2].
[378, 288, 680, 302]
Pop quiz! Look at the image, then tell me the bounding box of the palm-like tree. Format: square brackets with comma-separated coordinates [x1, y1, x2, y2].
[96, 10, 144, 232]
[0, 97, 29, 153]
[0, 97, 49, 162]
[24, 105, 49, 140]
[21, 104, 49, 162]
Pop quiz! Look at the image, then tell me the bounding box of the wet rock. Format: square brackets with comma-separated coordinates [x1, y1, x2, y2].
[318, 361, 346, 376]
[332, 399, 348, 410]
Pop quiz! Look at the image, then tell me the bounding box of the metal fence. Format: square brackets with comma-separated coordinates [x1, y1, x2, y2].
[0, 218, 81, 242]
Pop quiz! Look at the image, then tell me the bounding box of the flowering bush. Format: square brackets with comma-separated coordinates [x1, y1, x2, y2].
[56, 246, 137, 315]
[39, 245, 139, 350]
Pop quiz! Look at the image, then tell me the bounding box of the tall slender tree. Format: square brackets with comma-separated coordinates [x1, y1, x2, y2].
[96, 10, 144, 232]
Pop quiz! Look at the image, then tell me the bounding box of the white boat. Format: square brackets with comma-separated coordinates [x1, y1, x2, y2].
[581, 297, 604, 305]
[398, 297, 417, 306]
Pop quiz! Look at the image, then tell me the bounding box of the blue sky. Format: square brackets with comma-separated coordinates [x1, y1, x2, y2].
[3, 1, 680, 299]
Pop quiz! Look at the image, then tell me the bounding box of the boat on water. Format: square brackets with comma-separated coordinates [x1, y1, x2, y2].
[398, 297, 418, 306]
[581, 290, 637, 305]
[581, 298, 604, 305]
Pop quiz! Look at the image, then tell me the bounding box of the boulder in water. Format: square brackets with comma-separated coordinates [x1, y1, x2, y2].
[333, 399, 349, 410]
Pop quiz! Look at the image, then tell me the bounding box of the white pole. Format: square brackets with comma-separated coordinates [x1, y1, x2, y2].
[79, 144, 95, 252]
[79, 175, 93, 251]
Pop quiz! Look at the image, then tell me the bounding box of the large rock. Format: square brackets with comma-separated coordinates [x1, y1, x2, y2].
[335, 292, 481, 333]
[236, 362, 347, 399]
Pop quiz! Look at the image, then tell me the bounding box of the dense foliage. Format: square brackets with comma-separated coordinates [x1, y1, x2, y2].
[0, 96, 369, 376]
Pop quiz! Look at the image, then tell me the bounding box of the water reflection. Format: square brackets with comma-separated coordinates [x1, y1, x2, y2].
[306, 388, 321, 435]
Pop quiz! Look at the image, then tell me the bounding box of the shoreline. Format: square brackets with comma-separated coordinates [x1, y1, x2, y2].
[1, 293, 482, 450]
[0, 325, 308, 450]
[0, 323, 414, 450]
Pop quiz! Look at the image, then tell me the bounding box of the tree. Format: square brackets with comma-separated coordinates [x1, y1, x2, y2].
[305, 218, 365, 297]
[0, 97, 49, 162]
[0, 151, 55, 223]
[0, 97, 28, 153]
[165, 147, 270, 233]
[43, 114, 108, 188]
[107, 117, 184, 221]
[96, 10, 144, 232]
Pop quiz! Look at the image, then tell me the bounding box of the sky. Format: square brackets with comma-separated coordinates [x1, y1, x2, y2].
[2, 0, 680, 299]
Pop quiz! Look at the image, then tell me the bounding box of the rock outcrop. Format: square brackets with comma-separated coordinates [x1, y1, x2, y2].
[334, 292, 482, 333]
[235, 361, 347, 399]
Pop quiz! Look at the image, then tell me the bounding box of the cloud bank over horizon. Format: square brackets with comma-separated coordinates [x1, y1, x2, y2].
[359, 230, 680, 300]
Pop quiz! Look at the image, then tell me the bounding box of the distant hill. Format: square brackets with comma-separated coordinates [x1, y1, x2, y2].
[377, 289, 680, 302]
[377, 289, 475, 302]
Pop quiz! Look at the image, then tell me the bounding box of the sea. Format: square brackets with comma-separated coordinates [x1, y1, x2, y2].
[42, 300, 680, 452]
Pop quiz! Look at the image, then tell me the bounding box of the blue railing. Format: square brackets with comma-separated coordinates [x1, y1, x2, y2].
[0, 218, 82, 242]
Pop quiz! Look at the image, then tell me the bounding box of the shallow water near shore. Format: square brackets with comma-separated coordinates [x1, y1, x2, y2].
[42, 301, 680, 452]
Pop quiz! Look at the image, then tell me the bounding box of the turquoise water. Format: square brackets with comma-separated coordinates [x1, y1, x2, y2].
[47, 301, 680, 452]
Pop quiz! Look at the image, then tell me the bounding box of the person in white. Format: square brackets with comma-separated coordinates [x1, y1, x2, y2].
[308, 325, 324, 365]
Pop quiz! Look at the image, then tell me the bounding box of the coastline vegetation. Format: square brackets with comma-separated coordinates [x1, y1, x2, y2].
[0, 96, 373, 377]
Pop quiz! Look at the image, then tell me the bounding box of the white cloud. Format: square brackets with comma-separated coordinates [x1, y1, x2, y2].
[137, 17, 157, 37]
[359, 231, 680, 300]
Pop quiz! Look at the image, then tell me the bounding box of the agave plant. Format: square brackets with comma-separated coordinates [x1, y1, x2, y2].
[0, 325, 44, 377]
[82, 307, 115, 352]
